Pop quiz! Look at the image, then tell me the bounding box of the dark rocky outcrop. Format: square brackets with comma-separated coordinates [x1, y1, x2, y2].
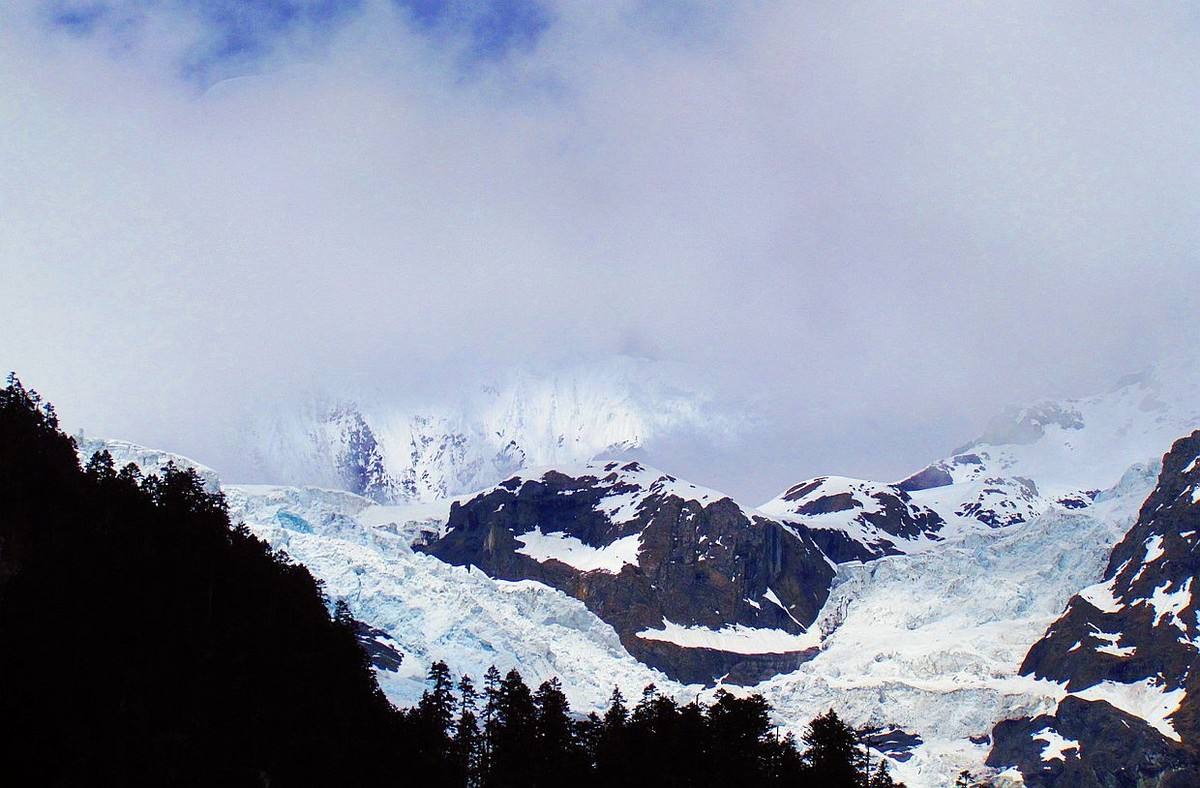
[762, 476, 946, 563]
[861, 727, 923, 762]
[988, 431, 1200, 785]
[420, 462, 835, 684]
[353, 621, 406, 673]
[989, 697, 1195, 786]
[896, 463, 955, 492]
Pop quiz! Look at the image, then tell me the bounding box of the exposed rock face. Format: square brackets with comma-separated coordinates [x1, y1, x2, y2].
[324, 406, 404, 502]
[990, 698, 1194, 786]
[760, 476, 946, 562]
[862, 728, 924, 763]
[419, 462, 835, 684]
[987, 431, 1200, 785]
[353, 621, 406, 673]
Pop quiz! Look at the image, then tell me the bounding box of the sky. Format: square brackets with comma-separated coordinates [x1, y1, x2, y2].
[2, 1, 1199, 501]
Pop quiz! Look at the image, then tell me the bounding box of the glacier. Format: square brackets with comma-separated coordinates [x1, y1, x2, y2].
[72, 362, 1200, 786]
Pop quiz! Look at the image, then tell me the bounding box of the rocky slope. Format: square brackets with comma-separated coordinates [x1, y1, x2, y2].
[420, 461, 835, 684]
[760, 476, 946, 562]
[986, 431, 1200, 785]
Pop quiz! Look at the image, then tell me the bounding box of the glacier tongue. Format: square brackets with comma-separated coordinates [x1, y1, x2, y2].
[213, 456, 1157, 785]
[223, 483, 682, 711]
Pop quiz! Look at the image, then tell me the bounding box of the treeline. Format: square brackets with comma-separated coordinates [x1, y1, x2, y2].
[403, 660, 902, 787]
[0, 375, 924, 785]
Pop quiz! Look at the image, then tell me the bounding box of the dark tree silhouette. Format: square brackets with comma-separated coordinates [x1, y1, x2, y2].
[0, 375, 406, 786]
[802, 708, 865, 786]
[454, 674, 482, 787]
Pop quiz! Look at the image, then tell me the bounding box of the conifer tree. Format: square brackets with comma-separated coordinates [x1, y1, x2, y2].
[802, 708, 864, 786]
[603, 686, 628, 729]
[483, 669, 536, 787]
[418, 660, 456, 740]
[454, 674, 481, 787]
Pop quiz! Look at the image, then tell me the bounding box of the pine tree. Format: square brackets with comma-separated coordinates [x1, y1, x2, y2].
[595, 686, 632, 785]
[802, 708, 863, 787]
[705, 690, 775, 784]
[454, 675, 481, 787]
[417, 660, 456, 740]
[603, 686, 628, 728]
[84, 450, 116, 482]
[532, 677, 578, 784]
[870, 758, 902, 788]
[482, 669, 536, 788]
[481, 664, 503, 773]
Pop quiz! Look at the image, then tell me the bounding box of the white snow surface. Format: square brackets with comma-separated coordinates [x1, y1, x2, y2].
[1089, 627, 1136, 658]
[1032, 727, 1080, 762]
[635, 619, 820, 654]
[1073, 679, 1186, 742]
[1146, 577, 1194, 631]
[515, 528, 642, 573]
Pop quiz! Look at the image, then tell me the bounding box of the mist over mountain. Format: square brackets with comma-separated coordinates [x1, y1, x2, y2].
[4, 2, 1200, 786]
[5, 1, 1200, 504]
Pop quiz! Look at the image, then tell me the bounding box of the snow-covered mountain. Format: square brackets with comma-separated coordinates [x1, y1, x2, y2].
[234, 357, 732, 503]
[757, 369, 1200, 564]
[71, 362, 1200, 785]
[987, 430, 1200, 784]
[421, 461, 834, 683]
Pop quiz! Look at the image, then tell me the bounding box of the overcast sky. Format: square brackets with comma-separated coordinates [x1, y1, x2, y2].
[2, 1, 1198, 501]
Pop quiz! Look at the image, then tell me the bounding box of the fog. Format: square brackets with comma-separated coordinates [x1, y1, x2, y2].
[2, 1, 1198, 501]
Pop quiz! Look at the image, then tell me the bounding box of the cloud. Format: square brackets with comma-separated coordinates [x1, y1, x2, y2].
[2, 1, 1199, 501]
